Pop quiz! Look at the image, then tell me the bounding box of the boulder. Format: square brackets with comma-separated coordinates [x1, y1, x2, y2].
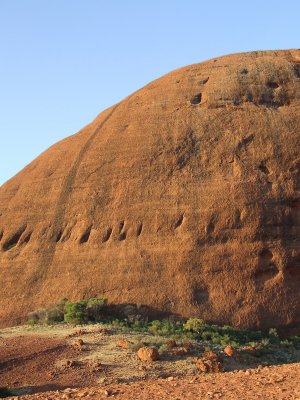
[137, 346, 159, 361]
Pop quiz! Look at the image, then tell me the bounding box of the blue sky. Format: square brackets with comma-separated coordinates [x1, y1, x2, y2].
[1, 0, 299, 185]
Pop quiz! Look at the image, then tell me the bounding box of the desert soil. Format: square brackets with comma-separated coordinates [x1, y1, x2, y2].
[1, 324, 300, 399]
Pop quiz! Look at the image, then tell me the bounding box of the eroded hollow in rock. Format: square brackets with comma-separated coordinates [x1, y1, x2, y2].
[174, 214, 184, 229]
[136, 223, 143, 237]
[102, 228, 112, 243]
[191, 93, 202, 105]
[255, 249, 278, 283]
[267, 81, 280, 89]
[2, 226, 27, 251]
[79, 226, 92, 244]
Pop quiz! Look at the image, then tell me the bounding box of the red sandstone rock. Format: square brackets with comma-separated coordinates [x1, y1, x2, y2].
[116, 339, 130, 349]
[137, 346, 160, 361]
[0, 50, 300, 331]
[223, 345, 235, 357]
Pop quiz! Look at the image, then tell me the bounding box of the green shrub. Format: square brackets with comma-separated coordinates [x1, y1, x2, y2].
[63, 297, 108, 325]
[0, 387, 13, 398]
[183, 318, 204, 333]
[64, 300, 89, 325]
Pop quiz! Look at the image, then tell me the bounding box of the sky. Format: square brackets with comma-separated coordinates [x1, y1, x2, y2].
[0, 0, 299, 185]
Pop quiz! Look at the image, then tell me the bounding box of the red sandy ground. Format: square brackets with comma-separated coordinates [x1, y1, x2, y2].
[1, 334, 300, 399]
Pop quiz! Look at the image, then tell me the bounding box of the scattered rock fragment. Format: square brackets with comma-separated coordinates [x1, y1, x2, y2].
[195, 351, 223, 373]
[116, 339, 130, 349]
[223, 345, 235, 357]
[137, 346, 160, 361]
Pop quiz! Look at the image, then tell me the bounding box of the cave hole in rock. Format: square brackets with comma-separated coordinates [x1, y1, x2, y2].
[191, 93, 202, 105]
[198, 77, 209, 85]
[136, 223, 143, 237]
[102, 227, 112, 243]
[118, 221, 125, 233]
[79, 226, 92, 244]
[119, 231, 127, 241]
[22, 231, 32, 244]
[55, 229, 63, 243]
[2, 226, 27, 251]
[267, 81, 280, 89]
[174, 214, 184, 229]
[240, 68, 248, 75]
[258, 161, 270, 174]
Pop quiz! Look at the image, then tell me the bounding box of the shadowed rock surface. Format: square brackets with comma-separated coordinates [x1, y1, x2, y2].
[0, 50, 300, 330]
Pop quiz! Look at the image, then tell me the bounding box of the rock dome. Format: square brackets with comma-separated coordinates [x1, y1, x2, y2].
[0, 50, 300, 330]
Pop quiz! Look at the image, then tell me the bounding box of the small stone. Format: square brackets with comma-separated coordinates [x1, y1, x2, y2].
[116, 339, 130, 349]
[223, 345, 235, 357]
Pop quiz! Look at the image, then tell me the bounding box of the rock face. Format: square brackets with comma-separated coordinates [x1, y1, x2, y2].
[0, 50, 300, 330]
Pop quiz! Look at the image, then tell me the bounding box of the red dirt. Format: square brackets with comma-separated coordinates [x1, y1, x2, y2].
[0, 335, 100, 393]
[1, 331, 300, 399]
[6, 364, 300, 399]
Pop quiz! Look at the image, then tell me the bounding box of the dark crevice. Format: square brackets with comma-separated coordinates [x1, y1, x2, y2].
[55, 229, 63, 243]
[136, 223, 143, 237]
[267, 81, 280, 89]
[240, 68, 248, 75]
[191, 93, 202, 105]
[198, 77, 209, 85]
[0, 230, 3, 242]
[119, 232, 127, 241]
[237, 134, 255, 152]
[21, 231, 32, 244]
[79, 225, 92, 244]
[102, 228, 112, 243]
[258, 161, 270, 175]
[174, 214, 184, 229]
[118, 221, 125, 233]
[2, 225, 27, 251]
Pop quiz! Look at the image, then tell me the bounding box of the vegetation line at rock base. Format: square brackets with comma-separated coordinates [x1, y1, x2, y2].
[26, 297, 300, 352]
[0, 387, 14, 398]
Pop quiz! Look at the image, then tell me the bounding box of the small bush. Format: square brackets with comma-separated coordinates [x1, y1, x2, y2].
[183, 318, 204, 333]
[27, 309, 47, 325]
[0, 387, 13, 398]
[64, 300, 89, 325]
[63, 297, 108, 325]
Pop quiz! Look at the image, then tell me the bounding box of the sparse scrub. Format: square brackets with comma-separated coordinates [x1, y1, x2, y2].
[27, 309, 47, 325]
[0, 387, 13, 398]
